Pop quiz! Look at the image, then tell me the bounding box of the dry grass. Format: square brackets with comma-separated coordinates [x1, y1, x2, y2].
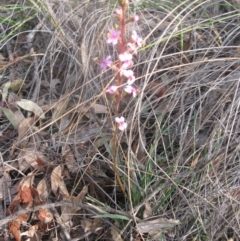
[1, 0, 240, 240]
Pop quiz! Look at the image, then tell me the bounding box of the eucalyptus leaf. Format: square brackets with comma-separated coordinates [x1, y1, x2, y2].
[16, 99, 45, 119]
[2, 107, 18, 129]
[2, 79, 23, 101]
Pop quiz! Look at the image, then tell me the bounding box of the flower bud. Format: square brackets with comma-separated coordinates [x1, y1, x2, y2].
[118, 0, 129, 10]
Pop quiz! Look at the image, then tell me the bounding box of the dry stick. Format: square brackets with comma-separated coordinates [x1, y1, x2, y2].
[26, 19, 45, 49]
[26, 19, 45, 102]
[30, 47, 41, 102]
[0, 23, 15, 81]
[50, 207, 71, 241]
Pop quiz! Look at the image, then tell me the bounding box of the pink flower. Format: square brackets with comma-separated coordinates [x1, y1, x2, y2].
[124, 85, 137, 98]
[132, 15, 139, 22]
[119, 52, 132, 62]
[115, 116, 127, 131]
[107, 29, 121, 45]
[115, 8, 123, 17]
[119, 52, 133, 69]
[131, 31, 142, 47]
[100, 55, 112, 71]
[127, 43, 137, 53]
[121, 69, 136, 85]
[106, 85, 118, 94]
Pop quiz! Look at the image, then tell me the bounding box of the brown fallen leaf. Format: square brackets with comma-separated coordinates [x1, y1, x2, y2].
[80, 218, 102, 232]
[16, 99, 45, 119]
[36, 179, 48, 201]
[143, 203, 152, 219]
[17, 117, 34, 142]
[64, 185, 88, 214]
[110, 227, 123, 241]
[190, 152, 201, 168]
[137, 218, 180, 234]
[18, 148, 49, 171]
[52, 93, 70, 121]
[61, 185, 88, 230]
[63, 146, 78, 173]
[9, 220, 21, 241]
[20, 224, 39, 238]
[38, 209, 53, 223]
[51, 165, 69, 197]
[8, 211, 28, 241]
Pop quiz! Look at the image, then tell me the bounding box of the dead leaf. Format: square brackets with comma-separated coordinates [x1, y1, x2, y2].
[2, 79, 24, 101]
[190, 152, 201, 168]
[110, 227, 123, 241]
[143, 203, 152, 219]
[36, 179, 48, 201]
[17, 117, 34, 141]
[63, 146, 78, 173]
[51, 165, 69, 197]
[80, 219, 94, 232]
[65, 185, 88, 214]
[19, 186, 34, 204]
[6, 195, 21, 216]
[18, 174, 37, 204]
[8, 221, 21, 241]
[38, 209, 53, 223]
[8, 213, 28, 241]
[92, 103, 108, 114]
[20, 224, 39, 238]
[137, 218, 180, 234]
[16, 99, 45, 119]
[18, 148, 49, 171]
[52, 94, 70, 121]
[61, 185, 88, 227]
[80, 218, 102, 232]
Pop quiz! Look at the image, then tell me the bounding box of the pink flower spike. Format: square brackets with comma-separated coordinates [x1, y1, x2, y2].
[106, 85, 118, 94]
[131, 31, 143, 47]
[119, 52, 132, 62]
[119, 52, 133, 69]
[124, 85, 137, 98]
[100, 55, 112, 71]
[115, 116, 128, 131]
[107, 29, 121, 45]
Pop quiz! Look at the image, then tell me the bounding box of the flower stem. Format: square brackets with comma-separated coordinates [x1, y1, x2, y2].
[112, 5, 128, 199]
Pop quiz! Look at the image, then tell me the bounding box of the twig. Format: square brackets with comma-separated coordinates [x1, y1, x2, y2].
[30, 47, 41, 102]
[50, 207, 71, 241]
[26, 19, 45, 102]
[26, 19, 45, 49]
